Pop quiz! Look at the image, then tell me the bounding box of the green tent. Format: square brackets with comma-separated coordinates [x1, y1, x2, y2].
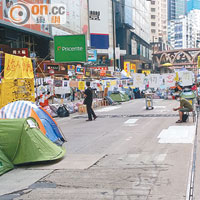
[0, 118, 65, 166]
[110, 92, 129, 102]
[0, 149, 14, 176]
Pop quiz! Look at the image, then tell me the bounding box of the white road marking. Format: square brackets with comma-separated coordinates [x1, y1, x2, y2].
[123, 119, 138, 127]
[158, 126, 195, 144]
[124, 124, 138, 127]
[124, 119, 138, 124]
[154, 106, 166, 109]
[155, 154, 167, 162]
[125, 137, 132, 141]
[96, 106, 121, 113]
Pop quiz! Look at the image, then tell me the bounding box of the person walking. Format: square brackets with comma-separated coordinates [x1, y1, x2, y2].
[84, 81, 97, 121]
[173, 96, 193, 123]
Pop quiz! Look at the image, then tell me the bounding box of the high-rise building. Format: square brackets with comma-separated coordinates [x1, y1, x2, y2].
[168, 9, 200, 49]
[175, 0, 187, 18]
[187, 0, 200, 13]
[168, 0, 186, 20]
[150, 0, 168, 52]
[115, 0, 152, 72]
[150, 0, 168, 43]
[168, 0, 176, 20]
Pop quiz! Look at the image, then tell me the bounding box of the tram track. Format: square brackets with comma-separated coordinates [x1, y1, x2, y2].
[187, 110, 199, 200]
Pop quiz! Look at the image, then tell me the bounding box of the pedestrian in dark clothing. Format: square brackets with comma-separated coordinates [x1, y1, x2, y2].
[84, 82, 97, 121]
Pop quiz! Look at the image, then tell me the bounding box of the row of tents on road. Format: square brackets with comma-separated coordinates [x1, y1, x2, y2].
[0, 101, 66, 176]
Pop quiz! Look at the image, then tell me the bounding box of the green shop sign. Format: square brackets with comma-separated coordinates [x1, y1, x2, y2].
[54, 35, 87, 62]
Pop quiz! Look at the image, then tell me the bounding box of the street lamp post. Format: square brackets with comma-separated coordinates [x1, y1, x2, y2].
[112, 0, 116, 71]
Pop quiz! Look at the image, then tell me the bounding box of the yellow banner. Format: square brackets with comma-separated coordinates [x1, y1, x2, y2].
[124, 62, 130, 73]
[142, 70, 151, 75]
[4, 54, 34, 79]
[106, 81, 111, 88]
[78, 81, 85, 91]
[198, 56, 200, 68]
[174, 72, 179, 81]
[131, 64, 136, 73]
[1, 79, 35, 108]
[110, 80, 117, 86]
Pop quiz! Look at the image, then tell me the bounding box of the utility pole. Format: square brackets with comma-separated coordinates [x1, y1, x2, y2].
[112, 0, 116, 71]
[87, 0, 91, 48]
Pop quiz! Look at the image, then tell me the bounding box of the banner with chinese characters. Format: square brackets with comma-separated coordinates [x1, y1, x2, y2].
[1, 79, 35, 108]
[78, 81, 85, 91]
[132, 73, 145, 89]
[148, 74, 160, 89]
[164, 73, 176, 87]
[4, 53, 34, 79]
[179, 71, 193, 86]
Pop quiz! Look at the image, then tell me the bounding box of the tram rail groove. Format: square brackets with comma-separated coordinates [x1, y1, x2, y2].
[187, 110, 199, 200]
[73, 114, 179, 119]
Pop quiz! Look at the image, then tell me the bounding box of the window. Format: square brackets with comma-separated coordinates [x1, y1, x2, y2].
[151, 15, 156, 19]
[151, 22, 156, 26]
[151, 8, 155, 12]
[151, 29, 156, 33]
[151, 1, 155, 5]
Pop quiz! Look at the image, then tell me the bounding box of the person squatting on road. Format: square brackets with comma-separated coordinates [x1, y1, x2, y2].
[83, 81, 97, 121]
[173, 96, 193, 123]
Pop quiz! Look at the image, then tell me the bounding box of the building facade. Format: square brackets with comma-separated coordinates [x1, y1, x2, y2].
[168, 0, 187, 20]
[168, 0, 176, 20]
[175, 0, 187, 18]
[168, 9, 200, 49]
[150, 0, 168, 49]
[115, 0, 152, 73]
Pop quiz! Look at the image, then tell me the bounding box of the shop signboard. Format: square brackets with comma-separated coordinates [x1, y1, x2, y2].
[124, 62, 130, 73]
[47, 65, 60, 71]
[91, 69, 100, 77]
[88, 49, 97, 62]
[130, 64, 136, 73]
[12, 48, 29, 57]
[89, 0, 109, 49]
[54, 80, 62, 87]
[54, 35, 87, 62]
[106, 71, 112, 77]
[113, 71, 121, 78]
[100, 70, 106, 77]
[85, 68, 91, 77]
[0, 0, 51, 37]
[76, 66, 84, 74]
[49, 69, 55, 75]
[198, 56, 200, 68]
[68, 65, 75, 71]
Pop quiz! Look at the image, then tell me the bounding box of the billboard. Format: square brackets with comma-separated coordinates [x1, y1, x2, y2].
[0, 0, 51, 36]
[54, 35, 87, 63]
[51, 0, 89, 36]
[89, 0, 109, 49]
